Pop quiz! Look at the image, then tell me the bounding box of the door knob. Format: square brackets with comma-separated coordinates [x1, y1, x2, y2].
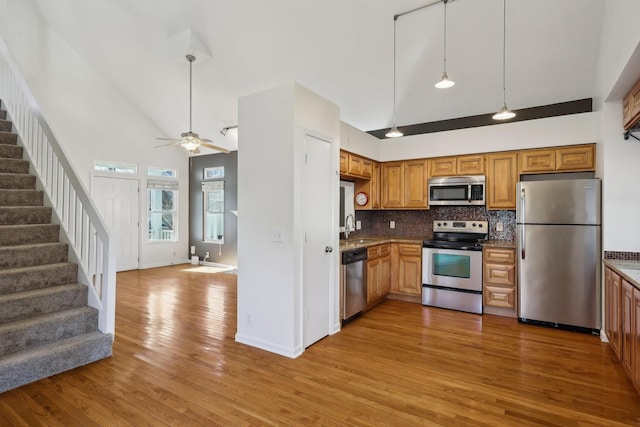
[325, 246, 333, 253]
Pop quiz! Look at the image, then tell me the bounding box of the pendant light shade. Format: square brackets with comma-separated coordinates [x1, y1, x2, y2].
[386, 17, 403, 138]
[435, 0, 454, 89]
[493, 0, 515, 120]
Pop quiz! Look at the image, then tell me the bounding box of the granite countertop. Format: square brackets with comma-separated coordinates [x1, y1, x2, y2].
[339, 237, 423, 252]
[604, 259, 640, 289]
[483, 240, 517, 249]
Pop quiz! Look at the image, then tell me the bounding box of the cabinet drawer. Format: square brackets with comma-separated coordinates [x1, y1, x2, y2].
[484, 285, 516, 309]
[484, 248, 515, 264]
[484, 263, 515, 286]
[398, 243, 421, 256]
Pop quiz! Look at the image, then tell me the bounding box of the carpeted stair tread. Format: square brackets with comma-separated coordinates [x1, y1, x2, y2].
[0, 330, 112, 393]
[0, 189, 44, 206]
[0, 242, 68, 269]
[0, 223, 60, 245]
[0, 262, 77, 295]
[0, 206, 52, 225]
[0, 131, 17, 145]
[0, 283, 87, 324]
[0, 144, 23, 159]
[0, 307, 98, 357]
[0, 173, 35, 189]
[0, 120, 11, 132]
[0, 158, 29, 174]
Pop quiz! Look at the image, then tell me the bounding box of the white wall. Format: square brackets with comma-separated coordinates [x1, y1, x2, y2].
[236, 83, 339, 358]
[595, 0, 640, 252]
[0, 0, 189, 268]
[340, 121, 381, 161]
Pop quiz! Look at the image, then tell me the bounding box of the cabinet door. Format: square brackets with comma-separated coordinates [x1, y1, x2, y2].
[607, 269, 622, 360]
[631, 82, 640, 125]
[380, 255, 391, 296]
[519, 148, 555, 174]
[381, 162, 404, 209]
[622, 279, 634, 376]
[457, 154, 485, 175]
[487, 152, 518, 210]
[397, 244, 422, 295]
[484, 285, 515, 309]
[348, 154, 363, 176]
[403, 159, 429, 209]
[623, 95, 633, 129]
[360, 158, 373, 179]
[633, 287, 640, 392]
[370, 162, 381, 209]
[555, 144, 595, 172]
[339, 150, 348, 175]
[366, 258, 381, 304]
[429, 157, 456, 177]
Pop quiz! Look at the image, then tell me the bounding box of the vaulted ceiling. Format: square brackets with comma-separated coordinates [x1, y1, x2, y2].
[31, 0, 604, 152]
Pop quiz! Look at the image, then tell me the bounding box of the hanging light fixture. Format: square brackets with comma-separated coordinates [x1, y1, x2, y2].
[435, 0, 455, 89]
[386, 16, 403, 138]
[493, 0, 515, 120]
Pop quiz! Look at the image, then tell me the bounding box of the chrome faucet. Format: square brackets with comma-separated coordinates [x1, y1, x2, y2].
[344, 214, 355, 240]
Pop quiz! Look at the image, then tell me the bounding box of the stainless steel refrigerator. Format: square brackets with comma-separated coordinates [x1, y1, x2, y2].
[516, 178, 601, 333]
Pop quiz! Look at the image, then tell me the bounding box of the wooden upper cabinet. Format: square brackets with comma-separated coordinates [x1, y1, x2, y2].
[623, 96, 632, 129]
[339, 150, 348, 174]
[487, 152, 518, 210]
[429, 157, 457, 177]
[403, 159, 429, 209]
[555, 144, 595, 172]
[623, 78, 640, 130]
[519, 148, 556, 174]
[429, 154, 484, 177]
[381, 161, 404, 209]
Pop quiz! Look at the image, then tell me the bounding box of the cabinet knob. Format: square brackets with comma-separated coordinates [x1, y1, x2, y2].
[325, 246, 333, 253]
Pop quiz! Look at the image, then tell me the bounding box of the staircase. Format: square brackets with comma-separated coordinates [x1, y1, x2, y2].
[0, 109, 112, 393]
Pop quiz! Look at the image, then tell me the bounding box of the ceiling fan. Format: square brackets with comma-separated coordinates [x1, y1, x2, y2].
[156, 54, 230, 154]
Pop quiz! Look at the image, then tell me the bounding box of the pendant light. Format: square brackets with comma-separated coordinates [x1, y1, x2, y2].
[386, 16, 403, 138]
[493, 0, 515, 120]
[435, 0, 455, 89]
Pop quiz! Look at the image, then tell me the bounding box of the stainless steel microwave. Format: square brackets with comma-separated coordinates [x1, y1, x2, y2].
[428, 175, 485, 206]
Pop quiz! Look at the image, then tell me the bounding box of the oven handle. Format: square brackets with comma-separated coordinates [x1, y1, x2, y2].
[520, 187, 526, 260]
[467, 184, 472, 203]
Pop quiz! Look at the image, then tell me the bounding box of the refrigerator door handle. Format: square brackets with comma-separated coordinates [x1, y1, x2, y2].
[521, 188, 526, 260]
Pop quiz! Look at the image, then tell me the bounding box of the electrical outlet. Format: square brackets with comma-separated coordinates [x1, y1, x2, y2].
[272, 226, 284, 243]
[390, 220, 396, 229]
[356, 220, 361, 230]
[190, 246, 196, 255]
[496, 222, 504, 232]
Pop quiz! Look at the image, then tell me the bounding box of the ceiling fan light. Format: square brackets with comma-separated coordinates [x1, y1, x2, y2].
[181, 136, 200, 151]
[492, 103, 516, 120]
[435, 72, 455, 89]
[385, 125, 403, 138]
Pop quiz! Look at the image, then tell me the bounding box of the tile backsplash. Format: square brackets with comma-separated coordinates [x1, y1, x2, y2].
[350, 207, 516, 241]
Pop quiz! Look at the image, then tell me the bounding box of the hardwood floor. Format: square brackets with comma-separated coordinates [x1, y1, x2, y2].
[1, 264, 639, 426]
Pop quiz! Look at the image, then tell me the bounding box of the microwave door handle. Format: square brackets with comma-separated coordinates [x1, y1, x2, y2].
[468, 184, 472, 203]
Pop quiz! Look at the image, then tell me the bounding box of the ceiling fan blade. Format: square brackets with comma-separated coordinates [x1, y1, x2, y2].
[192, 147, 201, 154]
[155, 141, 181, 148]
[200, 142, 230, 153]
[156, 137, 181, 141]
[200, 138, 213, 142]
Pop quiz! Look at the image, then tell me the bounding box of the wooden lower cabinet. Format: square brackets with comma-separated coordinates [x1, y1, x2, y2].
[483, 247, 517, 316]
[393, 243, 422, 296]
[605, 267, 622, 360]
[604, 264, 640, 395]
[366, 244, 390, 306]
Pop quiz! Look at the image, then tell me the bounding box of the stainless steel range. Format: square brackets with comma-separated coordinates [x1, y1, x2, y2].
[422, 220, 487, 314]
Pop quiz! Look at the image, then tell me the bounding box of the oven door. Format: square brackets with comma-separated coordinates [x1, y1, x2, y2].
[422, 247, 482, 291]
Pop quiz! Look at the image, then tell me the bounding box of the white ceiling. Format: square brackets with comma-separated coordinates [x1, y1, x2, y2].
[32, 0, 605, 152]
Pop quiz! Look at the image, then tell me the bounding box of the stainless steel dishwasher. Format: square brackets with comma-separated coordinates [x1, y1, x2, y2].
[341, 247, 368, 323]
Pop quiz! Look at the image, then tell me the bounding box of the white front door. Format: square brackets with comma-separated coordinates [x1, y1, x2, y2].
[92, 176, 139, 272]
[302, 133, 334, 348]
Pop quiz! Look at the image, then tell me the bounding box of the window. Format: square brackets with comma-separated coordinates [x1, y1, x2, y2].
[94, 161, 137, 174]
[148, 167, 177, 178]
[148, 180, 178, 242]
[203, 181, 224, 243]
[204, 166, 225, 180]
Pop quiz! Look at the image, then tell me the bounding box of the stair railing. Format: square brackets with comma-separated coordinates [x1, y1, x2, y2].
[0, 37, 116, 336]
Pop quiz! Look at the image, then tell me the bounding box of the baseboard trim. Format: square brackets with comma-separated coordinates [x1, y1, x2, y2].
[235, 332, 303, 359]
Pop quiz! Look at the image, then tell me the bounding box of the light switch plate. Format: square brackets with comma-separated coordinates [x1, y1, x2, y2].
[390, 220, 396, 229]
[271, 226, 284, 243]
[496, 222, 504, 232]
[356, 221, 361, 230]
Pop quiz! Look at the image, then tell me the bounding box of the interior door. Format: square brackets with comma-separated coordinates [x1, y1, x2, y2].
[92, 176, 140, 272]
[303, 133, 333, 348]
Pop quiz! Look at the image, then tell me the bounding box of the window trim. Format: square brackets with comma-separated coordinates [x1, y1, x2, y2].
[147, 179, 178, 243]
